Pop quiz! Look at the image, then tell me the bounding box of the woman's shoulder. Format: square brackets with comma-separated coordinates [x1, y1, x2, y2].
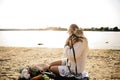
[75, 37, 89, 48]
[77, 37, 88, 44]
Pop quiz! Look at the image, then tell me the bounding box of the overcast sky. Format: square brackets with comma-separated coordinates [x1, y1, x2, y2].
[0, 0, 120, 29]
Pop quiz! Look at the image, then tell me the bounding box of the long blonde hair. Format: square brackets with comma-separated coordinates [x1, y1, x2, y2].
[65, 24, 84, 46]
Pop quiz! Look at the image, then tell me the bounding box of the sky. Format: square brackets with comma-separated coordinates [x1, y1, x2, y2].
[0, 0, 120, 29]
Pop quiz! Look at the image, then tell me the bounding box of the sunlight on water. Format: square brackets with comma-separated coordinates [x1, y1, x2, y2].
[0, 31, 120, 49]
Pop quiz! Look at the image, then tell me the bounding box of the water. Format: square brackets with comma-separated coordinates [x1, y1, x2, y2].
[0, 31, 120, 49]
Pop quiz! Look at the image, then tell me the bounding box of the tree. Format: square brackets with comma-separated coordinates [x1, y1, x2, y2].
[100, 27, 104, 31]
[104, 27, 109, 31]
[113, 26, 119, 31]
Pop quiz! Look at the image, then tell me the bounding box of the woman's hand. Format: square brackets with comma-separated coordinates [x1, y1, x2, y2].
[65, 35, 77, 48]
[69, 39, 77, 48]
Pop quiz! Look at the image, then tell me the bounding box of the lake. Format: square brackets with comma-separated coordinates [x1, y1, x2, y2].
[0, 31, 120, 50]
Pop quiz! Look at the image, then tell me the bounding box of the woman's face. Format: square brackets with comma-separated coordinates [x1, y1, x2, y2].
[68, 28, 73, 36]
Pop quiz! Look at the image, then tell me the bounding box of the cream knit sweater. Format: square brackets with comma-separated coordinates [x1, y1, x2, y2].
[63, 37, 89, 74]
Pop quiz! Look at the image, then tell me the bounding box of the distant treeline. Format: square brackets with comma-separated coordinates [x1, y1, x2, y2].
[84, 26, 120, 31]
[0, 26, 120, 31]
[46, 26, 120, 31]
[0, 27, 67, 31]
[45, 27, 67, 31]
[0, 28, 46, 31]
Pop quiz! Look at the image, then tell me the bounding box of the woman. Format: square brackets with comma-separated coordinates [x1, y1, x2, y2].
[19, 24, 89, 80]
[49, 24, 89, 78]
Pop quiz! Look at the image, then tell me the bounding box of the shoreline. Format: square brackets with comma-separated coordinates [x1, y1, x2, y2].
[0, 46, 120, 80]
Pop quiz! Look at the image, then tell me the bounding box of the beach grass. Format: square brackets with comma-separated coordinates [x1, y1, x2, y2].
[0, 46, 120, 80]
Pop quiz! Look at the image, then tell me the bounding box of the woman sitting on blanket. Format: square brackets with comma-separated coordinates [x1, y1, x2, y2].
[48, 24, 89, 78]
[19, 24, 89, 80]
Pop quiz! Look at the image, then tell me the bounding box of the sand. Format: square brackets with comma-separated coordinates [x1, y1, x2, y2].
[0, 46, 120, 80]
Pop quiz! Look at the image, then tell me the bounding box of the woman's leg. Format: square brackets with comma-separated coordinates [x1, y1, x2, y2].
[50, 60, 62, 66]
[32, 63, 49, 71]
[50, 66, 59, 74]
[48, 60, 62, 74]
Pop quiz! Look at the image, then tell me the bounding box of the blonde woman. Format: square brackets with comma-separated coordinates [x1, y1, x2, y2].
[49, 24, 89, 79]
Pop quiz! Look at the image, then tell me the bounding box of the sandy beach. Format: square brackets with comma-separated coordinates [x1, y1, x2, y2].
[0, 46, 120, 80]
